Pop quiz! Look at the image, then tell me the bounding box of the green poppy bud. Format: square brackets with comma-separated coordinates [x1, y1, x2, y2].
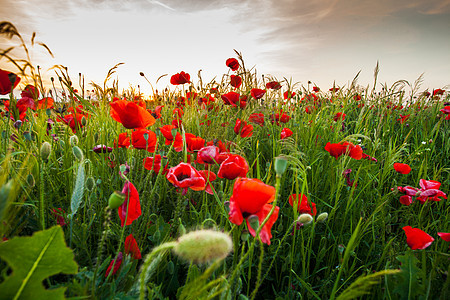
[173, 229, 232, 264]
[297, 213, 313, 226]
[108, 191, 125, 209]
[26, 174, 35, 187]
[316, 212, 328, 223]
[247, 215, 260, 232]
[69, 135, 79, 146]
[85, 177, 95, 191]
[72, 146, 84, 161]
[81, 116, 87, 126]
[274, 157, 288, 176]
[40, 142, 52, 161]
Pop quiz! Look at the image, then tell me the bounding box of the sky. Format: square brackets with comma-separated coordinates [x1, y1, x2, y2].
[0, 0, 449, 97]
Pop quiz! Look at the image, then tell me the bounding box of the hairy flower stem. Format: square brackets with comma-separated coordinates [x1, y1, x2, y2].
[39, 160, 45, 230]
[91, 207, 111, 297]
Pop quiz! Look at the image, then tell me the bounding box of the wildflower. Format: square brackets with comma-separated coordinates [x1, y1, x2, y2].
[270, 111, 291, 125]
[105, 252, 123, 277]
[110, 99, 155, 129]
[118, 181, 141, 227]
[21, 85, 39, 99]
[251, 88, 266, 100]
[416, 179, 447, 203]
[217, 154, 249, 180]
[333, 112, 346, 122]
[185, 133, 205, 152]
[0, 69, 21, 95]
[437, 232, 450, 248]
[280, 127, 293, 139]
[329, 87, 339, 92]
[198, 169, 216, 194]
[221, 91, 240, 106]
[131, 128, 157, 152]
[266, 81, 281, 90]
[230, 75, 242, 89]
[52, 208, 66, 226]
[283, 90, 296, 100]
[397, 114, 410, 124]
[312, 86, 320, 92]
[402, 226, 434, 250]
[160, 124, 183, 151]
[170, 71, 190, 85]
[440, 106, 450, 120]
[93, 144, 113, 153]
[288, 194, 317, 216]
[234, 119, 253, 138]
[324, 141, 363, 160]
[433, 89, 444, 96]
[166, 163, 206, 194]
[343, 168, 357, 187]
[399, 195, 413, 206]
[143, 154, 162, 174]
[114, 132, 130, 148]
[229, 177, 279, 245]
[149, 105, 164, 119]
[249, 113, 265, 126]
[393, 163, 411, 174]
[36, 97, 54, 109]
[124, 234, 142, 259]
[197, 145, 219, 164]
[226, 58, 239, 71]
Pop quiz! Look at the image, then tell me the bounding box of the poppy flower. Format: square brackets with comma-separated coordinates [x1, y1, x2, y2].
[21, 85, 39, 99]
[249, 113, 265, 126]
[170, 71, 190, 85]
[149, 105, 164, 119]
[198, 169, 216, 195]
[58, 113, 86, 132]
[312, 86, 320, 92]
[36, 97, 54, 109]
[110, 99, 155, 129]
[440, 106, 450, 120]
[266, 81, 281, 90]
[353, 94, 362, 101]
[324, 141, 363, 160]
[197, 145, 220, 164]
[288, 194, 317, 216]
[226, 58, 239, 71]
[173, 108, 184, 119]
[234, 119, 253, 138]
[397, 114, 410, 124]
[416, 179, 447, 203]
[105, 252, 123, 277]
[251, 88, 266, 100]
[93, 144, 113, 153]
[131, 128, 157, 152]
[166, 163, 206, 194]
[230, 75, 242, 89]
[239, 95, 248, 109]
[114, 132, 130, 148]
[217, 154, 249, 180]
[283, 91, 296, 100]
[329, 87, 339, 92]
[280, 128, 293, 139]
[229, 177, 278, 245]
[160, 124, 183, 151]
[393, 163, 411, 174]
[270, 111, 291, 125]
[0, 69, 21, 95]
[52, 208, 66, 227]
[221, 91, 240, 106]
[333, 112, 346, 122]
[433, 89, 444, 96]
[16, 96, 36, 111]
[124, 234, 142, 259]
[118, 181, 141, 227]
[399, 195, 413, 206]
[143, 154, 162, 173]
[402, 226, 434, 250]
[438, 232, 450, 248]
[185, 133, 205, 152]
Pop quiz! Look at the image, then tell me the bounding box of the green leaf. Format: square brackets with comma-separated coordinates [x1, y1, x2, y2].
[70, 162, 85, 218]
[392, 251, 425, 299]
[0, 179, 14, 222]
[0, 226, 78, 300]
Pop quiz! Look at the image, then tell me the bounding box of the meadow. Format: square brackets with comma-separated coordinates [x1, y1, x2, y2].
[0, 21, 449, 299]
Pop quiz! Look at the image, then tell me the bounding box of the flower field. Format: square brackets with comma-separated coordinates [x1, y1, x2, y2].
[0, 22, 449, 299]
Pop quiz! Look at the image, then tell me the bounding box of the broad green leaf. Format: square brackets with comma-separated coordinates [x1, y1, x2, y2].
[392, 251, 425, 299]
[0, 180, 14, 222]
[0, 226, 78, 300]
[70, 162, 85, 218]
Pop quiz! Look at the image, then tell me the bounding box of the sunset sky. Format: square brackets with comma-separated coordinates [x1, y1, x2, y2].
[1, 0, 449, 96]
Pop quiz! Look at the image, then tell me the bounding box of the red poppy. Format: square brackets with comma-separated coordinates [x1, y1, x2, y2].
[217, 154, 249, 180]
[207, 139, 230, 153]
[280, 128, 293, 139]
[131, 128, 157, 152]
[105, 252, 123, 277]
[266, 81, 281, 90]
[114, 132, 130, 148]
[353, 94, 362, 101]
[160, 124, 183, 151]
[185, 133, 205, 152]
[333, 112, 346, 122]
[221, 91, 240, 106]
[438, 232, 450, 248]
[393, 163, 411, 174]
[16, 96, 36, 111]
[312, 86, 320, 92]
[329, 87, 339, 92]
[229, 177, 278, 245]
[234, 119, 253, 138]
[166, 163, 206, 193]
[324, 141, 363, 160]
[118, 181, 141, 227]
[149, 105, 164, 119]
[270, 111, 291, 125]
[197, 145, 219, 164]
[433, 89, 444, 96]
[110, 99, 155, 129]
[52, 208, 66, 227]
[124, 234, 142, 259]
[173, 108, 184, 119]
[402, 226, 434, 250]
[226, 58, 239, 71]
[397, 114, 410, 124]
[251, 88, 266, 99]
[0, 69, 21, 95]
[239, 95, 248, 109]
[288, 194, 317, 216]
[58, 113, 86, 132]
[440, 106, 450, 120]
[416, 179, 447, 203]
[143, 154, 162, 173]
[170, 71, 190, 85]
[283, 91, 296, 100]
[249, 113, 265, 126]
[36, 97, 54, 109]
[198, 169, 216, 195]
[399, 195, 413, 206]
[230, 75, 242, 89]
[21, 85, 39, 99]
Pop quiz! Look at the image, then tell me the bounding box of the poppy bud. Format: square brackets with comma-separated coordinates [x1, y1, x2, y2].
[297, 213, 313, 226]
[178, 220, 186, 236]
[94, 132, 99, 143]
[173, 229, 232, 264]
[26, 174, 35, 187]
[86, 177, 95, 191]
[241, 230, 250, 242]
[40, 142, 52, 161]
[46, 108, 51, 117]
[13, 120, 22, 129]
[59, 140, 65, 148]
[316, 212, 328, 223]
[247, 215, 260, 232]
[69, 135, 79, 146]
[274, 157, 288, 176]
[72, 146, 84, 161]
[224, 201, 230, 213]
[23, 131, 32, 141]
[81, 116, 87, 126]
[108, 191, 125, 209]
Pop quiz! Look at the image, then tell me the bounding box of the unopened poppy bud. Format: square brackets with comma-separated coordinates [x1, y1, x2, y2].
[86, 177, 95, 191]
[72, 146, 84, 161]
[316, 212, 328, 223]
[108, 191, 125, 209]
[26, 174, 35, 187]
[13, 120, 22, 129]
[59, 140, 65, 148]
[224, 201, 230, 213]
[40, 142, 52, 161]
[94, 132, 99, 143]
[178, 220, 186, 236]
[143, 133, 149, 141]
[241, 230, 250, 242]
[274, 157, 288, 176]
[247, 215, 260, 232]
[81, 116, 87, 126]
[173, 229, 232, 264]
[69, 135, 79, 146]
[297, 213, 313, 225]
[23, 131, 32, 141]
